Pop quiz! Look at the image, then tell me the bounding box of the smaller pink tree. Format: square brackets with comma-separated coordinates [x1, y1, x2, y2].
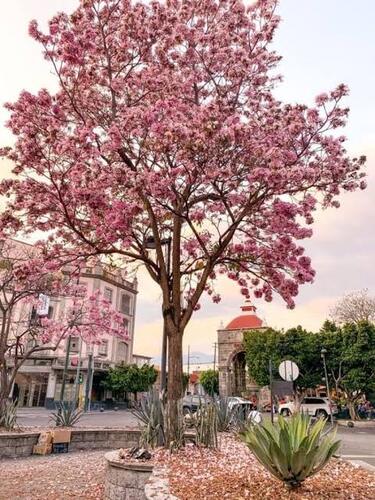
[0, 239, 127, 423]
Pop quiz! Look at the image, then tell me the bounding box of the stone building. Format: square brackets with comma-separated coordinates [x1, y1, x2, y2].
[218, 301, 266, 398]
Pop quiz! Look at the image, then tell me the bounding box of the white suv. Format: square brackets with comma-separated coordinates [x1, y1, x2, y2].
[278, 397, 337, 418]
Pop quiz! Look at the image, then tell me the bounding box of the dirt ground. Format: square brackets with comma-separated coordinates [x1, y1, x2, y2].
[0, 450, 105, 499]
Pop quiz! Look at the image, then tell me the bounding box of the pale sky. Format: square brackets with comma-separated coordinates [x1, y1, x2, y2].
[1, 1, 374, 360]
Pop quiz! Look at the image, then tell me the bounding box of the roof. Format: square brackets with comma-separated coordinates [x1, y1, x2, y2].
[225, 301, 263, 330]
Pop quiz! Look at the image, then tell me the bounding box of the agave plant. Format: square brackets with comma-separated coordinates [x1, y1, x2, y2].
[50, 401, 83, 427]
[0, 400, 18, 430]
[214, 397, 235, 432]
[132, 389, 165, 448]
[241, 413, 340, 490]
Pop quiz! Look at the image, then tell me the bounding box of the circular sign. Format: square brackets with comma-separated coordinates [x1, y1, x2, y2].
[278, 360, 299, 381]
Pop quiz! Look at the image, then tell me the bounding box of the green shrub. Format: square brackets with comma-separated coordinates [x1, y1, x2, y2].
[50, 402, 83, 427]
[200, 369, 219, 396]
[241, 413, 340, 490]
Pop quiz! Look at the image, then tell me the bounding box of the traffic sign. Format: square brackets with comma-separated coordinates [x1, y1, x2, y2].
[278, 360, 299, 381]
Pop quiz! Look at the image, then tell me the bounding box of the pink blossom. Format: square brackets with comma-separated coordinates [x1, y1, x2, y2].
[0, 0, 366, 346]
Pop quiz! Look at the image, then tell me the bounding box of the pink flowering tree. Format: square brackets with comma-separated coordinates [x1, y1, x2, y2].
[0, 240, 127, 422]
[0, 0, 366, 441]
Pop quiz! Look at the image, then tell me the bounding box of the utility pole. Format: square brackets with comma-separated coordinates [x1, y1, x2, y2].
[73, 338, 83, 406]
[144, 236, 171, 395]
[187, 345, 190, 377]
[84, 349, 93, 412]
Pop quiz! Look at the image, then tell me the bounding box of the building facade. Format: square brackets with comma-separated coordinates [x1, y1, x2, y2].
[10, 262, 138, 409]
[132, 354, 152, 367]
[217, 301, 266, 398]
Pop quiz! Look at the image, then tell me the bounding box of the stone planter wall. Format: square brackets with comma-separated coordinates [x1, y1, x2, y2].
[69, 429, 140, 452]
[104, 450, 153, 500]
[0, 429, 140, 460]
[145, 466, 177, 500]
[0, 433, 40, 459]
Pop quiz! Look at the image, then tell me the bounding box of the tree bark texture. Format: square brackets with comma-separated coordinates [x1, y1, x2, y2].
[166, 327, 184, 446]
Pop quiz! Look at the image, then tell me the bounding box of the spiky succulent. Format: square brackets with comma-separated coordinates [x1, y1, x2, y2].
[241, 413, 340, 489]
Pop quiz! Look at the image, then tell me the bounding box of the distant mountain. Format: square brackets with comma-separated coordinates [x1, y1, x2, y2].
[151, 350, 214, 365]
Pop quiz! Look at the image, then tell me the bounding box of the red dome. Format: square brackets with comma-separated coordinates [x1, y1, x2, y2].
[225, 301, 263, 330]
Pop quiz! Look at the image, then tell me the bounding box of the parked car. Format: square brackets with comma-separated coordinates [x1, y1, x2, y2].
[227, 397, 262, 424]
[227, 396, 254, 411]
[182, 394, 210, 414]
[278, 397, 338, 418]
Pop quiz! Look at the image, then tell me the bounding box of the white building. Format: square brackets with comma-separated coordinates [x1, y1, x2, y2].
[132, 354, 152, 367]
[9, 258, 138, 409]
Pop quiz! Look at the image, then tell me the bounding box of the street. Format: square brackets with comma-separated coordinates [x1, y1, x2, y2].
[16, 408, 375, 468]
[336, 426, 375, 468]
[17, 407, 138, 429]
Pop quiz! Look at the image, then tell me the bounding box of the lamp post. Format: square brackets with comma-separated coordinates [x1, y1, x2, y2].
[84, 343, 94, 412]
[321, 348, 334, 427]
[144, 236, 171, 395]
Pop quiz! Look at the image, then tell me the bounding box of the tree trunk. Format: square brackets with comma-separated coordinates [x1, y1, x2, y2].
[0, 359, 11, 422]
[293, 389, 305, 414]
[166, 329, 184, 447]
[348, 400, 358, 420]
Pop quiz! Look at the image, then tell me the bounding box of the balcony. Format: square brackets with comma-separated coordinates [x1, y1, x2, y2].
[81, 266, 136, 291]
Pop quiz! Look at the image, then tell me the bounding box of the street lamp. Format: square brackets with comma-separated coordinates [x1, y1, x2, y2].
[144, 235, 172, 395]
[321, 348, 334, 427]
[84, 343, 94, 412]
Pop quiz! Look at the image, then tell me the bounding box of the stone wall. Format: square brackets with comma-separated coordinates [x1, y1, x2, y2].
[217, 328, 244, 396]
[0, 428, 141, 460]
[104, 451, 153, 500]
[0, 432, 40, 459]
[69, 429, 140, 452]
[145, 466, 178, 500]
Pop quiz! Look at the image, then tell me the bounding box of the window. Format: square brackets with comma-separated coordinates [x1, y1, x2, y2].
[120, 294, 131, 315]
[26, 338, 37, 350]
[47, 306, 54, 319]
[117, 341, 128, 362]
[303, 398, 324, 405]
[98, 340, 108, 356]
[104, 287, 113, 303]
[79, 281, 89, 296]
[29, 307, 38, 326]
[69, 336, 80, 353]
[123, 318, 129, 332]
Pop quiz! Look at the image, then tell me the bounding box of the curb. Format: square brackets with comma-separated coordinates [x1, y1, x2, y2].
[348, 460, 375, 473]
[336, 420, 375, 428]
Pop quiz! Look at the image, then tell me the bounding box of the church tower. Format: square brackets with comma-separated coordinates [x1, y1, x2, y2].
[217, 300, 266, 397]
